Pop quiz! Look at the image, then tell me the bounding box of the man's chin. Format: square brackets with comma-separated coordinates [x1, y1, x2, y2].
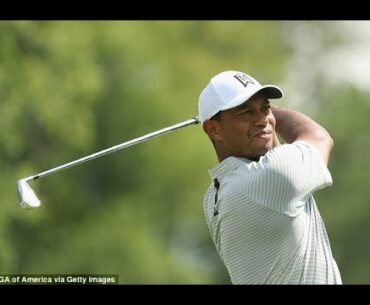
[266, 141, 275, 151]
[248, 146, 272, 161]
[257, 142, 274, 157]
[259, 138, 274, 150]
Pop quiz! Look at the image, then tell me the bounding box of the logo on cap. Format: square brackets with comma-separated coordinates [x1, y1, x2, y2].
[233, 73, 254, 88]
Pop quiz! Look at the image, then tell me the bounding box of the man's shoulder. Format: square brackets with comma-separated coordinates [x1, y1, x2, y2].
[261, 141, 319, 166]
[222, 142, 319, 188]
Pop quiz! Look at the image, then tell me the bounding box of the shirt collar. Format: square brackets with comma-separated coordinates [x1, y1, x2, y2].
[208, 156, 251, 181]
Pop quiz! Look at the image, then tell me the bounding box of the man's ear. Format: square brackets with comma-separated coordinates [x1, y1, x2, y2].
[203, 120, 223, 142]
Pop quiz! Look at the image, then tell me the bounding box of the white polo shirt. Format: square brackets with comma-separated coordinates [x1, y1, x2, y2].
[203, 141, 342, 284]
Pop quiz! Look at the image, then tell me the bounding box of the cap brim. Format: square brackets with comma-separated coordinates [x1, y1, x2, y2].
[220, 85, 283, 112]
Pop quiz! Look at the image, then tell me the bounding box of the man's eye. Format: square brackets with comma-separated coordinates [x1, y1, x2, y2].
[262, 105, 271, 111]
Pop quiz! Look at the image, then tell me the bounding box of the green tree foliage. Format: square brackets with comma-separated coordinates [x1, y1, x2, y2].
[1, 21, 368, 284]
[314, 85, 370, 284]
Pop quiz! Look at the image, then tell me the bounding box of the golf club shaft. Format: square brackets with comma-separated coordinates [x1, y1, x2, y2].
[24, 117, 199, 182]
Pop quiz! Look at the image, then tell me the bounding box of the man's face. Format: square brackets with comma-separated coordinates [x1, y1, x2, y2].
[209, 93, 276, 161]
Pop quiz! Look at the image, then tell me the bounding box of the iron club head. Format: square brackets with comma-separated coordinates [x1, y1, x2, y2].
[17, 179, 41, 209]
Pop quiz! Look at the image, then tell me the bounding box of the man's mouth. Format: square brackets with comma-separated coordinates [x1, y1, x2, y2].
[253, 129, 272, 138]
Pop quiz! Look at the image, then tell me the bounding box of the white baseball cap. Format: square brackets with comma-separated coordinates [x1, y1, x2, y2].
[198, 71, 283, 124]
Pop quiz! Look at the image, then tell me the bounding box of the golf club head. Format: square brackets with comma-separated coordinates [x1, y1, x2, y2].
[17, 179, 41, 209]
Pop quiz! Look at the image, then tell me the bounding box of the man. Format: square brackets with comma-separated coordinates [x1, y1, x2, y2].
[199, 70, 342, 284]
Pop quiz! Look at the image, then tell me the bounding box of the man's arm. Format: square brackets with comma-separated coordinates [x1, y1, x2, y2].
[272, 105, 334, 165]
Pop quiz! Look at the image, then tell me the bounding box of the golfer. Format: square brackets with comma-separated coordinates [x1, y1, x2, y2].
[199, 70, 342, 284]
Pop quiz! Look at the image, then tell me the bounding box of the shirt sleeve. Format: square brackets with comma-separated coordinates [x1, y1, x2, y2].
[235, 141, 333, 216]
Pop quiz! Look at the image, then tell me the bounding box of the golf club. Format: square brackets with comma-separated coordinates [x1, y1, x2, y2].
[17, 116, 200, 209]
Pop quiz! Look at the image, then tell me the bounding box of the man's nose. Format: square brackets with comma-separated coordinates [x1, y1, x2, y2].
[253, 110, 269, 126]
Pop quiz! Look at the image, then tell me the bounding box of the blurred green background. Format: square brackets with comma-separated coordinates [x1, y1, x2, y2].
[1, 21, 369, 284]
